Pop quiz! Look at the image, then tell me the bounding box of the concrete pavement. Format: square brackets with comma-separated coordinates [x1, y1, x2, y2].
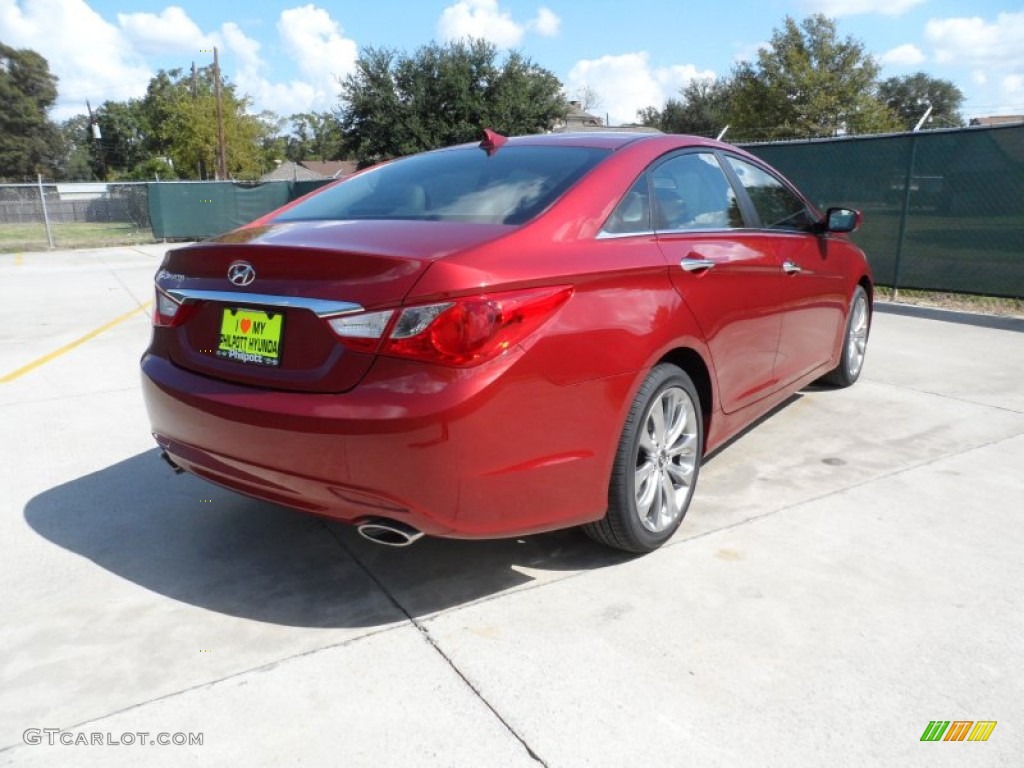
[1, 245, 1021, 766]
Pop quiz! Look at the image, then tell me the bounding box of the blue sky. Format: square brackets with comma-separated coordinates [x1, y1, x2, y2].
[2, 0, 1022, 126]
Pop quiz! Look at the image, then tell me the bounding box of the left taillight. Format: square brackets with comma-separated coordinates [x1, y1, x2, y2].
[326, 286, 573, 367]
[153, 287, 186, 327]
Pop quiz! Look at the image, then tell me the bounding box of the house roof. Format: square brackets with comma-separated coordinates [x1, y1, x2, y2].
[260, 159, 358, 182]
[260, 161, 324, 182]
[301, 160, 358, 178]
[969, 115, 1024, 126]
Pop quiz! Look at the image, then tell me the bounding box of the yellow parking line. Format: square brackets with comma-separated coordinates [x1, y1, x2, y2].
[0, 301, 152, 383]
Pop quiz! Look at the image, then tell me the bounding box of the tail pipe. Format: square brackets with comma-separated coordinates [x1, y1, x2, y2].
[160, 450, 185, 474]
[356, 518, 425, 547]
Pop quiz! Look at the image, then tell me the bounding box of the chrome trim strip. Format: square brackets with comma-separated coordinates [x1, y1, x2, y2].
[596, 229, 656, 240]
[163, 289, 364, 317]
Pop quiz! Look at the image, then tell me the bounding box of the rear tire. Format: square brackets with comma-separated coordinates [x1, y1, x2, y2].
[821, 285, 870, 388]
[584, 364, 703, 553]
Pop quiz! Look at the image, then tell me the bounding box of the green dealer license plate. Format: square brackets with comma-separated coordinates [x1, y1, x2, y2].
[217, 308, 283, 366]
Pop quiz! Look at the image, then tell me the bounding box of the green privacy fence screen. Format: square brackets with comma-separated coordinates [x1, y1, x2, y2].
[148, 180, 334, 240]
[742, 124, 1024, 298]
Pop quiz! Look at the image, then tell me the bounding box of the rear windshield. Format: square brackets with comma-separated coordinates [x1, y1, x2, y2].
[274, 145, 610, 226]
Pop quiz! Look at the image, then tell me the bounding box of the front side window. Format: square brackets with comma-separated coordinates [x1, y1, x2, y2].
[273, 146, 609, 226]
[725, 156, 813, 231]
[650, 152, 744, 231]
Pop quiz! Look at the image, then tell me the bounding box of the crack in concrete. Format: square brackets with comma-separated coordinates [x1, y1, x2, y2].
[322, 523, 548, 767]
[0, 624, 404, 754]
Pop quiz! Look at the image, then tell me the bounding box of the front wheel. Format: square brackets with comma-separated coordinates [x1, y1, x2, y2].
[584, 364, 703, 553]
[821, 285, 870, 388]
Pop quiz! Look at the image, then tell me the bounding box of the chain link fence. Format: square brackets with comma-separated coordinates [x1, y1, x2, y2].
[0, 180, 154, 251]
[743, 123, 1024, 298]
[0, 179, 334, 252]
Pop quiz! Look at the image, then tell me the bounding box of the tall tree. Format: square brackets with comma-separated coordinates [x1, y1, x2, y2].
[729, 15, 900, 140]
[0, 44, 60, 180]
[338, 39, 566, 166]
[638, 77, 735, 137]
[54, 115, 96, 180]
[878, 72, 965, 130]
[137, 66, 279, 180]
[92, 99, 149, 177]
[286, 111, 342, 161]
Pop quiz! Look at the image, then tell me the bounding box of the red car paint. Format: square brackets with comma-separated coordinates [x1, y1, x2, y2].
[141, 132, 871, 541]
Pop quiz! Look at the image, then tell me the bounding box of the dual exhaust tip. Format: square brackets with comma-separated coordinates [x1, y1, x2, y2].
[356, 518, 424, 547]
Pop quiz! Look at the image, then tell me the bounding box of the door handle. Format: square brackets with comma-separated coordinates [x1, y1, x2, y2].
[680, 257, 716, 272]
[782, 260, 803, 274]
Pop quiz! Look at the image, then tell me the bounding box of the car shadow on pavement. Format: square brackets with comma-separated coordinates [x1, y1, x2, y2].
[24, 449, 635, 628]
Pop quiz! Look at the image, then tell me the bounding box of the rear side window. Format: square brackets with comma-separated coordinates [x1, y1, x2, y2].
[274, 146, 610, 226]
[725, 156, 813, 231]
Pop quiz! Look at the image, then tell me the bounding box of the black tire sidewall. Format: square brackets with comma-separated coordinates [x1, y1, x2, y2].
[840, 286, 869, 384]
[610, 364, 703, 551]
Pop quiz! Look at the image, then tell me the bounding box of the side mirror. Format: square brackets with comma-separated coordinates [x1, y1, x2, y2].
[823, 207, 861, 234]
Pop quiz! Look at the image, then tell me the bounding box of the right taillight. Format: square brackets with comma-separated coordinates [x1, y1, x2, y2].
[327, 286, 572, 367]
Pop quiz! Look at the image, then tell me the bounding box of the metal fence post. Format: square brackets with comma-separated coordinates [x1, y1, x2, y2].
[37, 174, 55, 248]
[891, 135, 918, 298]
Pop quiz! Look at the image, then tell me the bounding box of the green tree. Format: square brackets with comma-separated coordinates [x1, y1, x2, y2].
[338, 39, 566, 166]
[54, 115, 97, 180]
[638, 77, 735, 137]
[92, 99, 149, 178]
[138, 66, 278, 180]
[286, 111, 342, 161]
[878, 72, 965, 130]
[0, 43, 60, 180]
[729, 15, 900, 140]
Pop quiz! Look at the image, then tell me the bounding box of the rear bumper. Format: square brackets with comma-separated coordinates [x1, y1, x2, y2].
[141, 353, 633, 538]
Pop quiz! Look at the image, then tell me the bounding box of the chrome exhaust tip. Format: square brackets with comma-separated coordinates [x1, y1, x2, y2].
[356, 518, 425, 547]
[160, 450, 185, 474]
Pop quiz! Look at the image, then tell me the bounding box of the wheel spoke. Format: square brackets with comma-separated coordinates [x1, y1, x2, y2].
[667, 432, 697, 460]
[638, 463, 658, 516]
[648, 399, 666, 445]
[660, 469, 679, 525]
[638, 424, 657, 454]
[666, 461, 694, 486]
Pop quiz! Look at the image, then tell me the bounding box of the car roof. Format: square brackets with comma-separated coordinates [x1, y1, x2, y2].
[502, 132, 655, 149]
[449, 131, 730, 153]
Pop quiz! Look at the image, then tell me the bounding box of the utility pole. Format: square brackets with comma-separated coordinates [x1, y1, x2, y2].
[213, 46, 228, 180]
[85, 100, 106, 178]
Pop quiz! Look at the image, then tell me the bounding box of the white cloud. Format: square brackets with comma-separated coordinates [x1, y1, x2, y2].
[879, 44, 926, 68]
[222, 21, 318, 117]
[117, 5, 215, 55]
[567, 53, 715, 126]
[530, 7, 561, 37]
[926, 12, 1024, 68]
[438, 0, 524, 47]
[0, 0, 152, 119]
[923, 13, 1024, 118]
[797, 0, 925, 17]
[1003, 74, 1024, 98]
[277, 5, 358, 105]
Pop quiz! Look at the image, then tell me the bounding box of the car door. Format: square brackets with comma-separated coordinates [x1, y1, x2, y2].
[650, 151, 785, 414]
[722, 154, 848, 386]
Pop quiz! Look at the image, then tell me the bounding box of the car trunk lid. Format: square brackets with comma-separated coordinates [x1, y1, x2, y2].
[154, 220, 510, 393]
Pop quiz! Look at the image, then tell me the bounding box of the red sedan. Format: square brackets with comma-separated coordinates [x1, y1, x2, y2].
[141, 131, 871, 553]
